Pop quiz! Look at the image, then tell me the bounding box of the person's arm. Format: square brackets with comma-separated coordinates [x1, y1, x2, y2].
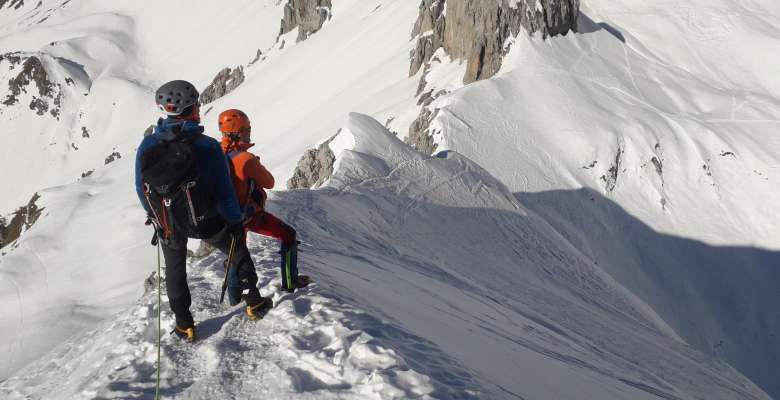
[135, 137, 153, 213]
[244, 156, 275, 189]
[210, 142, 243, 225]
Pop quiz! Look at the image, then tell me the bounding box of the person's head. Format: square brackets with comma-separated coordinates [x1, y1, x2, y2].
[218, 109, 251, 143]
[155, 80, 201, 122]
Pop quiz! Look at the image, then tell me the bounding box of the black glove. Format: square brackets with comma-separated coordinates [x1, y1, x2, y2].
[226, 222, 245, 242]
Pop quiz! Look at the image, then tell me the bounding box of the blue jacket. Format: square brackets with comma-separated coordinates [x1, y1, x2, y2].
[135, 118, 243, 225]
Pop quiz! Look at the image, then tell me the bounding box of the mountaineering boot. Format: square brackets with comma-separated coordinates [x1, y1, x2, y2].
[172, 325, 196, 343]
[280, 242, 301, 292]
[243, 288, 272, 321]
[294, 275, 312, 289]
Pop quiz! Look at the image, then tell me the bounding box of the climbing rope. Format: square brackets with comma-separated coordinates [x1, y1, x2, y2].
[155, 239, 162, 400]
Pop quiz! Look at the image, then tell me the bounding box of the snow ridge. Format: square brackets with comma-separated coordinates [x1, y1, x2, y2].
[0, 236, 436, 400]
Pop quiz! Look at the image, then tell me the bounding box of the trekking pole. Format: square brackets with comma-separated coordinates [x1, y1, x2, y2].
[154, 235, 162, 400]
[219, 236, 237, 304]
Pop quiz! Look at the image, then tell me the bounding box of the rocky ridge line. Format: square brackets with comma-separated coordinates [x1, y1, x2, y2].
[407, 0, 579, 154]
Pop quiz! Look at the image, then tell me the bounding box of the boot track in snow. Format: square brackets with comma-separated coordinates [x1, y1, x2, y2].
[0, 236, 436, 399]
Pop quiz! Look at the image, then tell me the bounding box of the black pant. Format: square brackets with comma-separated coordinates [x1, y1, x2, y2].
[161, 227, 258, 328]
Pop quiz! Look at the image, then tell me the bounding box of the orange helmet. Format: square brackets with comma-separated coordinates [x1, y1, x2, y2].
[218, 109, 251, 142]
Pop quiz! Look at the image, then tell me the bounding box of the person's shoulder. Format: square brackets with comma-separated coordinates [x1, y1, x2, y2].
[137, 133, 159, 153]
[231, 151, 259, 166]
[193, 133, 222, 151]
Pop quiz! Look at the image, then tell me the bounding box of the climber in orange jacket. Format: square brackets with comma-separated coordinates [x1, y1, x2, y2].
[218, 109, 310, 292]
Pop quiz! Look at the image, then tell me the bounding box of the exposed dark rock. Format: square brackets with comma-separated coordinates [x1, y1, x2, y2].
[703, 159, 712, 177]
[287, 135, 337, 189]
[0, 52, 22, 66]
[2, 54, 63, 118]
[105, 151, 121, 165]
[200, 66, 245, 105]
[650, 156, 663, 176]
[248, 49, 263, 65]
[600, 147, 623, 192]
[0, 193, 43, 249]
[279, 0, 332, 42]
[410, 0, 579, 83]
[81, 170, 94, 178]
[81, 126, 90, 138]
[720, 151, 736, 158]
[28, 97, 47, 115]
[0, 0, 24, 10]
[406, 107, 440, 155]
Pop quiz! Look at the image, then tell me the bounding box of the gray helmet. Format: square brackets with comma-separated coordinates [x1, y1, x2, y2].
[155, 80, 199, 116]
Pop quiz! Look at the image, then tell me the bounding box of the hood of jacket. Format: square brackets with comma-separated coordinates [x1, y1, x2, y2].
[154, 117, 205, 141]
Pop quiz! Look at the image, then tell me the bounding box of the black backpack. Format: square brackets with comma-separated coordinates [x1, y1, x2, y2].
[140, 133, 219, 241]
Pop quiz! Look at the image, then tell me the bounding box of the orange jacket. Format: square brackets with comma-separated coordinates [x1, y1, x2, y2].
[221, 137, 274, 210]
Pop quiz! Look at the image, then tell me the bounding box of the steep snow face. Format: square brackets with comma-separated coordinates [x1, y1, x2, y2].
[0, 155, 151, 380]
[0, 51, 92, 210]
[415, 0, 780, 396]
[268, 114, 769, 400]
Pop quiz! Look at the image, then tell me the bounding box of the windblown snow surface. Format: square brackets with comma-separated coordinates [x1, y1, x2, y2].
[0, 0, 778, 399]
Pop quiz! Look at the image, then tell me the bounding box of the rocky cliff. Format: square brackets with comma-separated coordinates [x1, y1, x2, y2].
[1, 53, 63, 118]
[279, 0, 333, 42]
[200, 66, 245, 105]
[410, 0, 579, 84]
[0, 193, 43, 250]
[406, 0, 579, 155]
[287, 135, 336, 189]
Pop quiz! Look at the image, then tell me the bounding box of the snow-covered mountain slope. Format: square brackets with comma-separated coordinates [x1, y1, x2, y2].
[0, 0, 420, 211]
[2, 235, 437, 400]
[0, 0, 778, 398]
[1, 114, 771, 399]
[270, 114, 770, 400]
[412, 0, 780, 396]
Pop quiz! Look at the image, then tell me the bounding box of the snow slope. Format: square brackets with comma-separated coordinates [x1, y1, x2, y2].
[416, 0, 780, 395]
[0, 0, 778, 398]
[1, 235, 437, 400]
[1, 114, 770, 399]
[270, 114, 768, 400]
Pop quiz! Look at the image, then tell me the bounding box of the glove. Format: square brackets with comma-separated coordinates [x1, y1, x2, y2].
[226, 222, 245, 243]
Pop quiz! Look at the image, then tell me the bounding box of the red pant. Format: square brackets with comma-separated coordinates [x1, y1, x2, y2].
[245, 210, 296, 246]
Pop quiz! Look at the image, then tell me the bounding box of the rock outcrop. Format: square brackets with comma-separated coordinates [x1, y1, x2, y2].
[287, 135, 337, 189]
[1, 53, 63, 118]
[406, 108, 439, 155]
[410, 0, 579, 83]
[406, 0, 579, 155]
[200, 66, 245, 105]
[279, 0, 332, 42]
[0, 193, 43, 249]
[0, 0, 24, 10]
[104, 151, 121, 165]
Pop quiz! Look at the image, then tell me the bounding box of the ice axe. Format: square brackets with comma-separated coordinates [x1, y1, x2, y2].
[219, 236, 237, 304]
